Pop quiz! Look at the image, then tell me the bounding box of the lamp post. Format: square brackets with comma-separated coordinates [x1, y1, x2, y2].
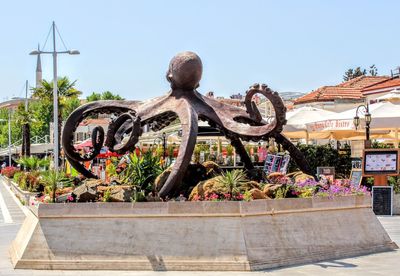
[29, 21, 79, 171]
[162, 132, 167, 162]
[353, 103, 372, 146]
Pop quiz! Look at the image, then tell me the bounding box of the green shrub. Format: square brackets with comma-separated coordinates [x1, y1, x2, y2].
[121, 151, 163, 194]
[388, 176, 400, 194]
[17, 156, 49, 171]
[288, 143, 351, 178]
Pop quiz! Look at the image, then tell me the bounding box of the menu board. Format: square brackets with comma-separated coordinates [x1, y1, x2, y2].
[364, 150, 399, 175]
[279, 155, 291, 174]
[270, 156, 281, 172]
[263, 154, 290, 174]
[372, 186, 393, 216]
[349, 169, 362, 187]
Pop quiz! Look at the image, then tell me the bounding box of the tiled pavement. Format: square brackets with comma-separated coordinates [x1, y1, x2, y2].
[0, 177, 399, 275]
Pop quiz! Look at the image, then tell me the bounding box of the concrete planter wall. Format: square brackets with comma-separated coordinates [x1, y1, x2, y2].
[394, 193, 400, 215]
[0, 175, 12, 186]
[10, 195, 397, 271]
[9, 180, 37, 206]
[1, 176, 37, 206]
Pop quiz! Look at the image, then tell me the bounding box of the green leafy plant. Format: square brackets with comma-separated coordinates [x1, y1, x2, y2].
[243, 190, 252, 201]
[103, 188, 112, 202]
[106, 163, 117, 177]
[121, 151, 163, 194]
[17, 156, 49, 171]
[215, 169, 248, 200]
[40, 170, 70, 203]
[275, 185, 289, 199]
[388, 176, 400, 194]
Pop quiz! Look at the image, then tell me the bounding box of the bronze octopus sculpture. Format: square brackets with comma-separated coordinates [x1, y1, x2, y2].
[62, 51, 312, 198]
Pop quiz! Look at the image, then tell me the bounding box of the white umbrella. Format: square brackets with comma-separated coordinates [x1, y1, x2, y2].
[306, 102, 400, 141]
[284, 106, 336, 132]
[282, 106, 336, 142]
[376, 89, 400, 102]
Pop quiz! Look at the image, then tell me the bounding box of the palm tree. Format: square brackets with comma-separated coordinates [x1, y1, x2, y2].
[41, 170, 67, 203]
[31, 77, 82, 159]
[17, 156, 49, 171]
[14, 104, 33, 157]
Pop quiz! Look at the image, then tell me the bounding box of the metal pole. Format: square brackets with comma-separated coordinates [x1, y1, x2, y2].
[25, 80, 28, 111]
[366, 104, 370, 142]
[162, 133, 166, 168]
[8, 110, 11, 166]
[52, 21, 59, 171]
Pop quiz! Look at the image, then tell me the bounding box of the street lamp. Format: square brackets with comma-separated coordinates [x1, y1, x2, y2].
[353, 103, 372, 143]
[29, 21, 79, 171]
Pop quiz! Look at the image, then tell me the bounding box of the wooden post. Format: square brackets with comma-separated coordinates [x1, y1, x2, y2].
[373, 175, 388, 186]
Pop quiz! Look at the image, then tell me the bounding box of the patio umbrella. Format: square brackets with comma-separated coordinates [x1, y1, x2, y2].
[376, 89, 400, 103]
[306, 102, 400, 141]
[74, 139, 92, 150]
[282, 106, 336, 142]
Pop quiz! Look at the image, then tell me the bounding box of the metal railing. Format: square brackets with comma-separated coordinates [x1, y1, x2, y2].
[0, 135, 50, 150]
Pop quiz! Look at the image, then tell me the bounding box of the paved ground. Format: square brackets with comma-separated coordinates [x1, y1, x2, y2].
[0, 177, 399, 276]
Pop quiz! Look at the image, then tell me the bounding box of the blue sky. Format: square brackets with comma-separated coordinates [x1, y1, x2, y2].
[1, 0, 400, 101]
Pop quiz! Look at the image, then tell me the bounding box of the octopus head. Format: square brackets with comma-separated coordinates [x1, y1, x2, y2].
[167, 51, 203, 90]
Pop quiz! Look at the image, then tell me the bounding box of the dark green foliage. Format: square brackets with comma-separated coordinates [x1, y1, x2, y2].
[86, 91, 124, 102]
[288, 144, 351, 178]
[388, 176, 400, 194]
[371, 141, 395, 149]
[343, 65, 378, 81]
[121, 151, 163, 193]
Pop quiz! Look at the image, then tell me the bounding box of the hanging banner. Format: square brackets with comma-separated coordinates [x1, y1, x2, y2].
[307, 119, 355, 132]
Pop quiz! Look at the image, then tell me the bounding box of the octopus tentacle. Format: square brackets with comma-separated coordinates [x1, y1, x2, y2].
[244, 83, 287, 133]
[104, 112, 141, 154]
[62, 100, 139, 178]
[197, 85, 286, 139]
[157, 98, 198, 198]
[228, 135, 254, 171]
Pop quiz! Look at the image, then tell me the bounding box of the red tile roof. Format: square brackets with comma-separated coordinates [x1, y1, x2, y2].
[337, 76, 389, 89]
[294, 76, 390, 105]
[79, 118, 110, 126]
[362, 77, 400, 93]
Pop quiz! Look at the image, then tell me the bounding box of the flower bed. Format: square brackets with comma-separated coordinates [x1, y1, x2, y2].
[0, 166, 20, 178]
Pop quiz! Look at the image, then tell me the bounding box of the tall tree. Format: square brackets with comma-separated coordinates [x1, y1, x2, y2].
[343, 65, 379, 81]
[343, 67, 367, 81]
[31, 77, 82, 159]
[86, 91, 124, 102]
[14, 104, 33, 157]
[369, 64, 378, 76]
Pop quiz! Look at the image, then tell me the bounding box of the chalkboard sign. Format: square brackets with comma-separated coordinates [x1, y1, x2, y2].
[317, 167, 335, 180]
[350, 169, 362, 187]
[372, 186, 393, 216]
